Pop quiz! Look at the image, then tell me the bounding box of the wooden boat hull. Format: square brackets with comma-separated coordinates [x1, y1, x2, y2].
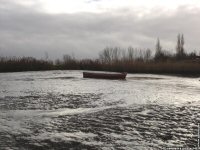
[83, 72, 127, 80]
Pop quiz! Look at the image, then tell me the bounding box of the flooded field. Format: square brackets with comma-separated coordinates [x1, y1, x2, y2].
[0, 70, 200, 150]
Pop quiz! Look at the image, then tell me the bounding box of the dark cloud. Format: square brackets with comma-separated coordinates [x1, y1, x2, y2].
[0, 1, 200, 59]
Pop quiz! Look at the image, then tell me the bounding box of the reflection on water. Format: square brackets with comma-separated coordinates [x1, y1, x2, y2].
[0, 70, 200, 149]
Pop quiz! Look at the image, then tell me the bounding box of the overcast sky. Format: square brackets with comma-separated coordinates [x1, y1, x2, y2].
[1, 0, 200, 59]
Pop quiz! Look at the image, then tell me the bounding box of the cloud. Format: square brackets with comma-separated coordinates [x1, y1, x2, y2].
[86, 0, 102, 3]
[0, 1, 200, 59]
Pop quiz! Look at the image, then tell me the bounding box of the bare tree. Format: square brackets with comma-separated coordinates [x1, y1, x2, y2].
[55, 59, 61, 66]
[63, 54, 74, 64]
[176, 34, 181, 55]
[144, 49, 152, 61]
[99, 47, 112, 64]
[127, 46, 135, 61]
[121, 49, 127, 61]
[99, 47, 122, 64]
[155, 38, 162, 60]
[176, 33, 185, 58]
[112, 47, 121, 62]
[180, 34, 185, 55]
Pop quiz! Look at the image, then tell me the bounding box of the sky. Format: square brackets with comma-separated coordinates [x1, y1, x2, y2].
[1, 0, 200, 59]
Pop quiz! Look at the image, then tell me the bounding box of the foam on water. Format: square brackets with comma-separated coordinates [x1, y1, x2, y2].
[0, 70, 200, 149]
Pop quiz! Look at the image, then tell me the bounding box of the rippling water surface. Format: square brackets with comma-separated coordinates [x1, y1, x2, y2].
[0, 70, 200, 150]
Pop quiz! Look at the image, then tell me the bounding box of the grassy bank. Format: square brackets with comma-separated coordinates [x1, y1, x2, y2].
[0, 56, 200, 77]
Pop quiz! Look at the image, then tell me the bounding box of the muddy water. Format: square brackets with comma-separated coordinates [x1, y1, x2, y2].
[0, 70, 200, 150]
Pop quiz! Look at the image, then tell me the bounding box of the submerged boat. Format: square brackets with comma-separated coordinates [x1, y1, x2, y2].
[83, 72, 127, 80]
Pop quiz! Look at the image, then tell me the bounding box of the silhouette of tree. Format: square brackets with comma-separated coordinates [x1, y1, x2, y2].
[176, 34, 181, 55]
[144, 49, 152, 61]
[155, 38, 162, 60]
[99, 47, 112, 64]
[127, 46, 134, 61]
[176, 33, 185, 59]
[181, 34, 185, 54]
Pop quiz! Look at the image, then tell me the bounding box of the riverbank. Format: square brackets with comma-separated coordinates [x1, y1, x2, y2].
[1, 57, 200, 77]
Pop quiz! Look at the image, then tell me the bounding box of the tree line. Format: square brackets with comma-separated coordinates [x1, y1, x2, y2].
[0, 34, 200, 75]
[154, 34, 199, 61]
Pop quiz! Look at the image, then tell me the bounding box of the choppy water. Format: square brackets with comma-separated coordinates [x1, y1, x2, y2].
[0, 70, 200, 150]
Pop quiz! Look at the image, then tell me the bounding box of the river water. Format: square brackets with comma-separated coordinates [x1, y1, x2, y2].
[0, 70, 200, 150]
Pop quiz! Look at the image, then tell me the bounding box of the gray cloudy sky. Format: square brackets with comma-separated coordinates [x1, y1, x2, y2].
[1, 0, 200, 59]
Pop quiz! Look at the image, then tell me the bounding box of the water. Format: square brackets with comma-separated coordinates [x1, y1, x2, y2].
[0, 70, 200, 150]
